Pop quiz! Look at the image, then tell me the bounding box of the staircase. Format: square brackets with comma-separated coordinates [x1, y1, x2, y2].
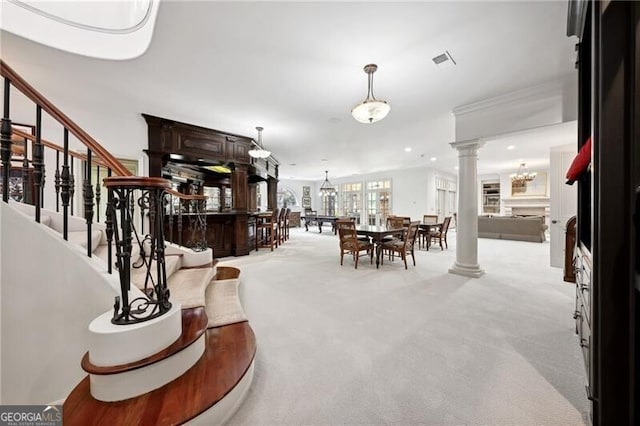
[0, 60, 256, 424]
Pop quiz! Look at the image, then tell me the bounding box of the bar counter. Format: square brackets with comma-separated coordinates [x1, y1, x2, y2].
[165, 211, 254, 258]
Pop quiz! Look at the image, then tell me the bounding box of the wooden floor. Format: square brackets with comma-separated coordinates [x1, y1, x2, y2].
[63, 321, 256, 425]
[81, 307, 208, 375]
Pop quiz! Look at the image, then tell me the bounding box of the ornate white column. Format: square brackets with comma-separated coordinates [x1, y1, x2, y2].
[449, 139, 485, 278]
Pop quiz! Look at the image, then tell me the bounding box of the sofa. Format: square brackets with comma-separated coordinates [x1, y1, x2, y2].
[478, 215, 547, 242]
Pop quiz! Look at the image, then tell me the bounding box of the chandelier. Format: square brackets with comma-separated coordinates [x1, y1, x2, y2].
[248, 126, 271, 159]
[510, 163, 537, 186]
[318, 170, 336, 196]
[351, 64, 390, 124]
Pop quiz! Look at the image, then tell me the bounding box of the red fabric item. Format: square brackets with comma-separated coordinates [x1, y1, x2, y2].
[566, 137, 592, 184]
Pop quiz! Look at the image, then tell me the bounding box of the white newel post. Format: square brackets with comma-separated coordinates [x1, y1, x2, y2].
[449, 139, 485, 278]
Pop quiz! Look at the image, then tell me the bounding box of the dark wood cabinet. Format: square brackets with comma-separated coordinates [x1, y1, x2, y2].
[143, 114, 280, 257]
[571, 2, 640, 424]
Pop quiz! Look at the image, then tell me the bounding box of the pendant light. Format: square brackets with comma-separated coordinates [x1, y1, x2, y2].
[248, 126, 271, 159]
[351, 64, 391, 124]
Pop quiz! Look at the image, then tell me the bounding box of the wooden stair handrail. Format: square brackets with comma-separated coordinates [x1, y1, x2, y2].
[103, 176, 171, 189]
[12, 127, 112, 169]
[0, 60, 131, 177]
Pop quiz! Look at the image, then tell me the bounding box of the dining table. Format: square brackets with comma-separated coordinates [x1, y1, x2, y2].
[355, 224, 405, 268]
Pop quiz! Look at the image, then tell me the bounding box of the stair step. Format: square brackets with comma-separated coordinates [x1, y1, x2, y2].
[81, 307, 207, 375]
[131, 254, 183, 291]
[63, 322, 256, 425]
[205, 276, 247, 329]
[168, 267, 216, 309]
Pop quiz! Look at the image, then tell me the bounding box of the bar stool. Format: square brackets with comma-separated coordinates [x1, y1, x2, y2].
[284, 208, 291, 241]
[256, 209, 279, 251]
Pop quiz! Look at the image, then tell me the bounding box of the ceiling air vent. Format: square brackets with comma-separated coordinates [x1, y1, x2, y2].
[432, 50, 456, 67]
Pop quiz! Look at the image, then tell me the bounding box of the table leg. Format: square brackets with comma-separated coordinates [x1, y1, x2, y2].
[375, 242, 382, 268]
[318, 221, 322, 233]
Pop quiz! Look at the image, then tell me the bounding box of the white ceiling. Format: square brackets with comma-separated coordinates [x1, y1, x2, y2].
[1, 1, 578, 181]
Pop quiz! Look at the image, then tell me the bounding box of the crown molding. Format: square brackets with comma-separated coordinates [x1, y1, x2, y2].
[453, 74, 576, 117]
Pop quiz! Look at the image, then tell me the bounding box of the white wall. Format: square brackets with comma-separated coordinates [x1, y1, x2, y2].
[0, 203, 121, 404]
[277, 179, 311, 213]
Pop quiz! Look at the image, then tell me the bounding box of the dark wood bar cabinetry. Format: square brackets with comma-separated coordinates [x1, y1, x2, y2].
[143, 114, 279, 258]
[569, 2, 639, 424]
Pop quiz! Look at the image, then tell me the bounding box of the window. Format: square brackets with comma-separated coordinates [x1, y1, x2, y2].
[365, 179, 391, 225]
[340, 182, 362, 223]
[321, 193, 336, 216]
[277, 188, 298, 208]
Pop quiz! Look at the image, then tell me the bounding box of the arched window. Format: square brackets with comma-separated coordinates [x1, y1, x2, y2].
[277, 188, 298, 208]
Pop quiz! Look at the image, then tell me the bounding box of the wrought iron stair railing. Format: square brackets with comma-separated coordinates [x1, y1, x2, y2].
[1, 59, 208, 325]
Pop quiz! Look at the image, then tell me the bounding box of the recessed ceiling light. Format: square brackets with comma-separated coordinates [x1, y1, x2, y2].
[289, 163, 297, 166]
[321, 158, 329, 162]
[404, 147, 412, 152]
[507, 145, 515, 150]
[430, 157, 437, 161]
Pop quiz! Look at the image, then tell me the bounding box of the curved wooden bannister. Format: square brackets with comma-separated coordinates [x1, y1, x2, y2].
[0, 60, 130, 177]
[12, 127, 112, 169]
[3, 59, 211, 326]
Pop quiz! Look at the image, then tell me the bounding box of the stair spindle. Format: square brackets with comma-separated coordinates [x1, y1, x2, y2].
[95, 164, 101, 222]
[61, 128, 70, 240]
[40, 155, 45, 209]
[70, 159, 74, 215]
[105, 168, 113, 274]
[1, 77, 11, 203]
[22, 135, 29, 204]
[168, 193, 174, 244]
[178, 206, 183, 247]
[55, 150, 60, 212]
[83, 151, 94, 257]
[33, 105, 43, 222]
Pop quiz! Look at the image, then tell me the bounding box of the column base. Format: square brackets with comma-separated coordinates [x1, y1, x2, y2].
[449, 262, 484, 278]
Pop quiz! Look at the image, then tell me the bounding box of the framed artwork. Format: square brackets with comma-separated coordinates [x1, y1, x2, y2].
[302, 186, 310, 197]
[511, 172, 547, 196]
[302, 197, 311, 209]
[0, 167, 35, 204]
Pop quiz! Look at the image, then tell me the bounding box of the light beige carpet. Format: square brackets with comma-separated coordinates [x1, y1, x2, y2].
[219, 227, 588, 426]
[205, 278, 248, 328]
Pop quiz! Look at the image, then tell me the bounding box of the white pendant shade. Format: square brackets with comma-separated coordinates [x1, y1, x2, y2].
[351, 99, 391, 124]
[248, 148, 271, 159]
[351, 63, 390, 124]
[248, 126, 271, 158]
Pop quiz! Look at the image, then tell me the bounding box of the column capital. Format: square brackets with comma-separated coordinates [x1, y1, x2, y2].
[449, 138, 486, 151]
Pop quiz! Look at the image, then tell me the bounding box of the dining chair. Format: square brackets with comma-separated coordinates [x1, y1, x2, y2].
[336, 219, 373, 269]
[418, 215, 438, 248]
[429, 216, 452, 250]
[381, 221, 420, 269]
